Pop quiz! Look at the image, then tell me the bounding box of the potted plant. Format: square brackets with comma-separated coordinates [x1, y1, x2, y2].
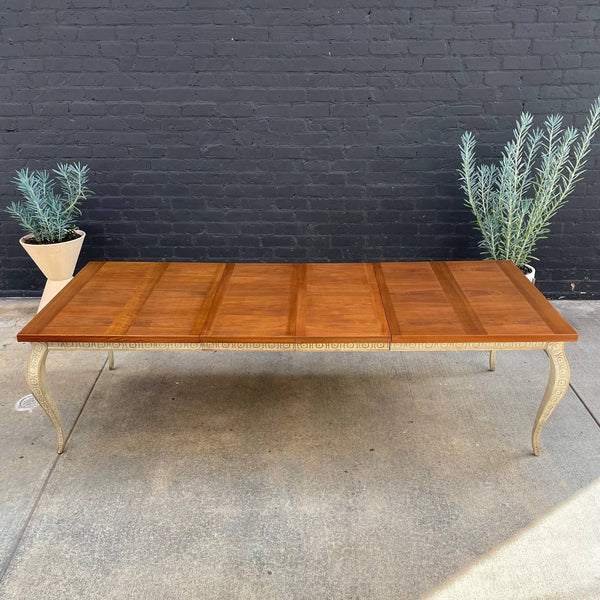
[458, 96, 600, 283]
[5, 163, 93, 312]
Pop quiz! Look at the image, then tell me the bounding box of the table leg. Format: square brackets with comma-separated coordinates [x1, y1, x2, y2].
[489, 350, 496, 371]
[107, 350, 115, 370]
[532, 342, 570, 456]
[26, 342, 66, 454]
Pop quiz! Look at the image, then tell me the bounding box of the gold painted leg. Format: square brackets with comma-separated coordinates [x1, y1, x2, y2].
[107, 350, 115, 370]
[489, 350, 496, 371]
[26, 342, 66, 454]
[532, 342, 570, 456]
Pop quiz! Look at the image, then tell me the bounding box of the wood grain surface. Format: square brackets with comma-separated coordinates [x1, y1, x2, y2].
[378, 261, 577, 343]
[17, 260, 578, 344]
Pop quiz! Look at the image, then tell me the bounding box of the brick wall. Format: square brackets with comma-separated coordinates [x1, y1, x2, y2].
[1, 0, 599, 297]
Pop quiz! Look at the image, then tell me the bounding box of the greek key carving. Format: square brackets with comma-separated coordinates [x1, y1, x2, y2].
[202, 343, 295, 351]
[532, 342, 570, 456]
[48, 342, 204, 351]
[296, 342, 390, 352]
[390, 342, 548, 352]
[26, 342, 65, 453]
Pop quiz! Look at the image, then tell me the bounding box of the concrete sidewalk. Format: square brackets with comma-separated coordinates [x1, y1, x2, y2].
[1, 298, 599, 599]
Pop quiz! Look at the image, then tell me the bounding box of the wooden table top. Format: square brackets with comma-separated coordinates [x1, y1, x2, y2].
[17, 260, 577, 345]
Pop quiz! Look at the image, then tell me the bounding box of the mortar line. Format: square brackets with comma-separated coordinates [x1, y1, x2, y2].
[570, 382, 600, 429]
[0, 357, 108, 585]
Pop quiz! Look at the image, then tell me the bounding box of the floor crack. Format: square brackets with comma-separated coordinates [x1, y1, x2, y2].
[0, 357, 108, 585]
[570, 382, 600, 429]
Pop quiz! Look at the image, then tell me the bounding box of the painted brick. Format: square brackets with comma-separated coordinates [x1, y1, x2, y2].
[1, 1, 599, 298]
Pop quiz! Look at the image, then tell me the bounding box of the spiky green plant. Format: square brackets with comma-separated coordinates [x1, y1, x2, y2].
[6, 163, 93, 244]
[458, 96, 600, 269]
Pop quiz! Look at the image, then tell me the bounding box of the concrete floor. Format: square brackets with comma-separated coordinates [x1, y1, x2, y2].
[0, 298, 599, 599]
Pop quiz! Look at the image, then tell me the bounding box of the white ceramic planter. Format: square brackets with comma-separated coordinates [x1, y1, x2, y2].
[523, 263, 536, 284]
[19, 230, 85, 312]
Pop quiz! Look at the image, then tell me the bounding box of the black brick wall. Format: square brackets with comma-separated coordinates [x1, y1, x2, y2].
[1, 0, 599, 297]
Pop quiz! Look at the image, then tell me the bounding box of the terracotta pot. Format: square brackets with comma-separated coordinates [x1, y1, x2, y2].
[523, 263, 536, 284]
[19, 230, 85, 312]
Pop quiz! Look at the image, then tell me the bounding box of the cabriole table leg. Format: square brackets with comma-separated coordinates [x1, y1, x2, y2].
[107, 350, 115, 370]
[26, 342, 66, 454]
[532, 342, 570, 456]
[489, 350, 497, 371]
